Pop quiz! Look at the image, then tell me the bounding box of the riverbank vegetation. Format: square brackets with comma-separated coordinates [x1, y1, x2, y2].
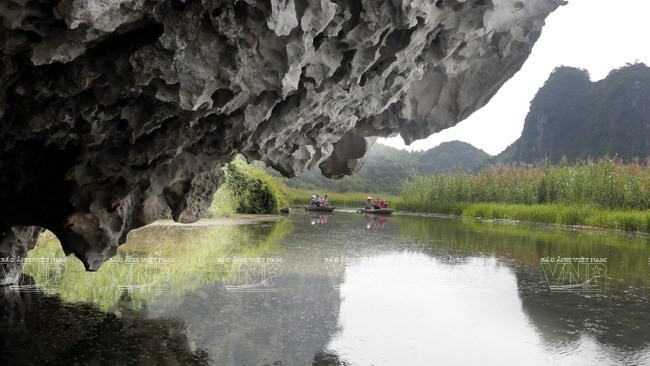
[209, 157, 400, 213]
[210, 157, 287, 215]
[400, 158, 650, 232]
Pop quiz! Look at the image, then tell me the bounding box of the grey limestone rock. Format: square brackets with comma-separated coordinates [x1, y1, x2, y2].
[0, 0, 565, 275]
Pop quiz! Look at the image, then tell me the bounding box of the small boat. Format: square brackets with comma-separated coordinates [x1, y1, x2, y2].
[305, 205, 335, 212]
[357, 208, 393, 214]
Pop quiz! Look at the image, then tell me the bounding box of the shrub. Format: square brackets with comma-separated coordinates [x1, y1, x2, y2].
[218, 157, 287, 214]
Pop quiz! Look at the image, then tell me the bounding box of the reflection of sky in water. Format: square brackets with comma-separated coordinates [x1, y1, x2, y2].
[3, 212, 650, 365]
[327, 251, 649, 366]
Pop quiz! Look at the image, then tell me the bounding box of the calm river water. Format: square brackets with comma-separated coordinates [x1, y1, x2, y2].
[1, 210, 649, 365]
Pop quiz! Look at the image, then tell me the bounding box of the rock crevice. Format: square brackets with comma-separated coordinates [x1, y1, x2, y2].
[0, 0, 565, 275]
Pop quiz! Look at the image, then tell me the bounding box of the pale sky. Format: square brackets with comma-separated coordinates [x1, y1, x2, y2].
[380, 0, 650, 155]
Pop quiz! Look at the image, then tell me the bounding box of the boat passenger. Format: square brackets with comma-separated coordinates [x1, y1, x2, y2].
[365, 197, 375, 210]
[314, 194, 322, 206]
[309, 195, 318, 206]
[321, 194, 330, 206]
[374, 196, 389, 209]
[374, 196, 382, 209]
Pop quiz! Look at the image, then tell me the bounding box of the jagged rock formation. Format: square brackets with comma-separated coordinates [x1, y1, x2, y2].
[496, 63, 650, 164]
[0, 0, 565, 275]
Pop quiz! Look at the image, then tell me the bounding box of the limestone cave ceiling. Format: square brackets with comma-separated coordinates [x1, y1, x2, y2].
[0, 0, 565, 273]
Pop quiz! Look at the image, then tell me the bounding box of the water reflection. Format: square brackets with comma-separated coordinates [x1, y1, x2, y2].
[1, 212, 649, 365]
[396, 215, 650, 288]
[21, 219, 293, 309]
[153, 273, 340, 365]
[2, 218, 344, 365]
[396, 216, 650, 352]
[328, 252, 534, 365]
[0, 281, 209, 365]
[362, 213, 390, 229]
[310, 213, 331, 226]
[516, 268, 650, 354]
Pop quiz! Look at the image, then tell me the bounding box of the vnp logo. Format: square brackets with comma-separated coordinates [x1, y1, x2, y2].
[540, 256, 608, 293]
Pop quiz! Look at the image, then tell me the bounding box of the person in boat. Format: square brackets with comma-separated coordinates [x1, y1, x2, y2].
[309, 195, 320, 206]
[379, 197, 389, 209]
[321, 194, 330, 206]
[365, 197, 375, 210]
[374, 196, 382, 210]
[373, 196, 389, 209]
[314, 194, 322, 206]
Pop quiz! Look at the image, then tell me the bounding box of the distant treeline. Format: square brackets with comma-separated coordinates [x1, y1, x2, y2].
[283, 141, 491, 194]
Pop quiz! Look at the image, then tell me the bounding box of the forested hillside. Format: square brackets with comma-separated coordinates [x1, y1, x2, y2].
[497, 63, 650, 164]
[283, 141, 490, 194]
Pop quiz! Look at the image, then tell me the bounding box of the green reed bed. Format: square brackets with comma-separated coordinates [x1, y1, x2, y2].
[400, 159, 650, 232]
[462, 203, 650, 232]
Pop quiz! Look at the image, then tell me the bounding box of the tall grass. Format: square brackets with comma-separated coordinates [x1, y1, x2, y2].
[400, 158, 650, 231]
[401, 158, 650, 210]
[462, 203, 650, 232]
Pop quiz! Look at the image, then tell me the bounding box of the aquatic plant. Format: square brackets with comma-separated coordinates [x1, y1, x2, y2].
[399, 158, 650, 231]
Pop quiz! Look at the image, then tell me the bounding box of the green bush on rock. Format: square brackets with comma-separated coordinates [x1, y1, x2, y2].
[215, 157, 287, 214]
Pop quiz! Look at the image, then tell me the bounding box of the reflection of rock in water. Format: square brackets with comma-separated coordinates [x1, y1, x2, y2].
[155, 273, 341, 365]
[312, 350, 350, 366]
[0, 276, 209, 365]
[0, 226, 43, 286]
[515, 267, 650, 351]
